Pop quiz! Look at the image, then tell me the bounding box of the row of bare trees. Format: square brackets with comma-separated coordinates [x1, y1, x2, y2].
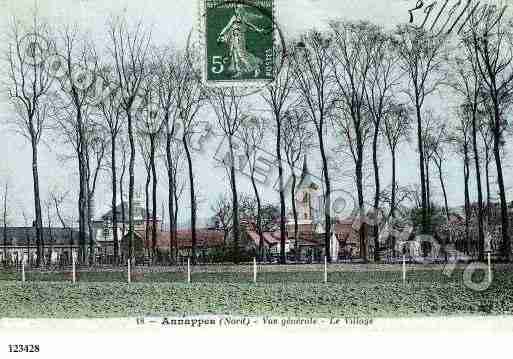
[3, 5, 513, 265]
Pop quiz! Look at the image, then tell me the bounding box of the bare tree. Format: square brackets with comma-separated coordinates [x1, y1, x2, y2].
[421, 109, 442, 216]
[449, 31, 487, 261]
[50, 188, 71, 229]
[282, 110, 312, 262]
[329, 21, 388, 262]
[478, 107, 494, 209]
[137, 133, 152, 258]
[5, 16, 52, 266]
[261, 45, 296, 264]
[393, 24, 446, 235]
[292, 30, 336, 263]
[172, 48, 205, 265]
[161, 139, 185, 261]
[426, 120, 450, 222]
[211, 194, 233, 249]
[55, 101, 106, 267]
[153, 48, 179, 262]
[239, 116, 266, 260]
[451, 105, 473, 254]
[53, 107, 105, 265]
[49, 187, 71, 264]
[119, 137, 128, 236]
[382, 103, 410, 218]
[363, 27, 401, 261]
[208, 87, 246, 263]
[137, 74, 164, 260]
[108, 17, 151, 261]
[469, 7, 513, 261]
[51, 25, 100, 264]
[84, 128, 107, 265]
[95, 65, 125, 264]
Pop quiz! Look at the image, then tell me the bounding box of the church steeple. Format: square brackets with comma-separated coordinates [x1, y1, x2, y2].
[301, 155, 309, 180]
[297, 155, 318, 192]
[292, 155, 319, 223]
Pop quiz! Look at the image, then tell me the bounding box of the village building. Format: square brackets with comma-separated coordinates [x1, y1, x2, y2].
[119, 228, 225, 263]
[284, 158, 361, 262]
[246, 157, 361, 262]
[0, 227, 83, 265]
[92, 195, 159, 261]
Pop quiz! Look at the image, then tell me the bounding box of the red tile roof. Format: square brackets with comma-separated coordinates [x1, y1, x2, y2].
[129, 229, 225, 249]
[175, 229, 225, 248]
[247, 230, 285, 246]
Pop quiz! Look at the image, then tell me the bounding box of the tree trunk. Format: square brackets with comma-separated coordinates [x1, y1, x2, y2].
[165, 117, 175, 263]
[87, 190, 94, 266]
[228, 135, 240, 263]
[150, 136, 158, 262]
[173, 184, 179, 261]
[415, 98, 428, 235]
[390, 148, 397, 258]
[291, 174, 299, 262]
[111, 136, 119, 265]
[425, 158, 431, 216]
[471, 107, 485, 261]
[390, 148, 397, 218]
[464, 150, 471, 255]
[31, 136, 43, 267]
[493, 135, 510, 260]
[78, 162, 85, 264]
[76, 109, 87, 265]
[317, 125, 331, 264]
[250, 172, 263, 261]
[275, 114, 287, 265]
[356, 153, 366, 263]
[435, 158, 449, 222]
[85, 142, 95, 266]
[184, 137, 197, 265]
[485, 146, 491, 208]
[48, 216, 53, 259]
[372, 124, 380, 262]
[435, 159, 450, 262]
[144, 167, 151, 258]
[128, 112, 135, 261]
[120, 151, 127, 238]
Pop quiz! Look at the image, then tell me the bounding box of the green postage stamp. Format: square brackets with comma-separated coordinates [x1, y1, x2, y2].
[201, 0, 275, 86]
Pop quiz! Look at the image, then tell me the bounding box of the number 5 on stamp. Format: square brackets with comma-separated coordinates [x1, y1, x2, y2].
[202, 0, 275, 85]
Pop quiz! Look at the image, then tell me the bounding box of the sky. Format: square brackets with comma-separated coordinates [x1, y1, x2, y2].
[0, 0, 512, 227]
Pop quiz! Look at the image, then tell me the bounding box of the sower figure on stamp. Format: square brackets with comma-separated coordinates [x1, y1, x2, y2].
[216, 5, 265, 78]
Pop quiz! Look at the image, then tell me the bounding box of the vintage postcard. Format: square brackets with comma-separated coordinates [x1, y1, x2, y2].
[1, 0, 513, 357]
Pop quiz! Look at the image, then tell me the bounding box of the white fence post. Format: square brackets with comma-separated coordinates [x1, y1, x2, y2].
[402, 255, 406, 284]
[487, 252, 492, 284]
[253, 257, 257, 284]
[128, 259, 131, 284]
[72, 254, 76, 284]
[21, 261, 25, 283]
[187, 257, 191, 283]
[324, 256, 328, 283]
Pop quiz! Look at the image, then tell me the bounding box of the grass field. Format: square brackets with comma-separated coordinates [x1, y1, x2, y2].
[1, 265, 512, 318]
